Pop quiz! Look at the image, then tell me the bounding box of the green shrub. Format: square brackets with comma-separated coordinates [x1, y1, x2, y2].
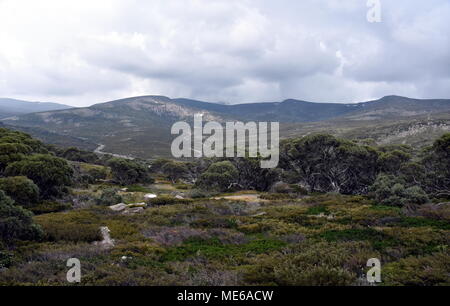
[126, 185, 152, 193]
[196, 161, 238, 192]
[369, 174, 429, 206]
[244, 241, 372, 286]
[35, 211, 102, 243]
[107, 158, 153, 185]
[96, 188, 123, 206]
[0, 176, 39, 207]
[147, 195, 193, 206]
[5, 154, 73, 198]
[0, 250, 13, 268]
[307, 205, 330, 215]
[29, 201, 71, 215]
[0, 191, 43, 245]
[161, 161, 189, 183]
[383, 252, 450, 286]
[260, 193, 295, 200]
[319, 228, 397, 251]
[162, 237, 286, 262]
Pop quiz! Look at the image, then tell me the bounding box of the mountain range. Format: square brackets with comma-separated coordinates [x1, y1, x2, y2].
[1, 95, 449, 158]
[0, 98, 72, 118]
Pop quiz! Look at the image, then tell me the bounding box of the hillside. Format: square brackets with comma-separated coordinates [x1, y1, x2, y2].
[2, 95, 450, 159]
[0, 98, 72, 118]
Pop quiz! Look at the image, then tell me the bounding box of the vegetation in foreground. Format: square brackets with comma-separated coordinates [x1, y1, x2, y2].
[0, 128, 449, 286]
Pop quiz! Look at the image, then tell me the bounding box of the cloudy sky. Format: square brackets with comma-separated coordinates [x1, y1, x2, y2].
[0, 0, 449, 106]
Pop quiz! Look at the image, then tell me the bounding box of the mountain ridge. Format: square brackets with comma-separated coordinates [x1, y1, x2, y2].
[1, 95, 449, 158]
[0, 98, 73, 118]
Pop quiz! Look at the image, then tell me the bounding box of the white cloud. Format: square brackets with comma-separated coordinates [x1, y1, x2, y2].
[0, 0, 449, 106]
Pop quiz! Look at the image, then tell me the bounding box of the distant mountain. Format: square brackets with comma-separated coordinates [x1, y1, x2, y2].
[1, 95, 449, 158]
[0, 98, 72, 118]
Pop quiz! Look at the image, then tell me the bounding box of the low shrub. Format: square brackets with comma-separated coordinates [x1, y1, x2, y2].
[260, 193, 296, 200]
[96, 188, 123, 206]
[383, 252, 450, 286]
[147, 195, 193, 206]
[29, 201, 71, 215]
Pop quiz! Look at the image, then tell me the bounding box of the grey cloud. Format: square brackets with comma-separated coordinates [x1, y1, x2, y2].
[0, 0, 449, 105]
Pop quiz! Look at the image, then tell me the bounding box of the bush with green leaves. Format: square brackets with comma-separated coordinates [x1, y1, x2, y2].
[0, 191, 42, 245]
[196, 161, 239, 192]
[0, 128, 48, 172]
[161, 161, 189, 183]
[421, 133, 450, 198]
[279, 134, 379, 194]
[379, 149, 412, 174]
[5, 154, 73, 198]
[0, 176, 39, 208]
[58, 147, 100, 164]
[369, 174, 429, 207]
[96, 188, 123, 206]
[107, 157, 153, 185]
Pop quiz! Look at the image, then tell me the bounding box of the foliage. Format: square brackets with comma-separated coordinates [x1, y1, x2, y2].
[421, 133, 450, 198]
[369, 174, 429, 206]
[147, 195, 193, 206]
[107, 157, 153, 185]
[0, 191, 42, 245]
[196, 161, 239, 192]
[279, 134, 379, 194]
[0, 176, 39, 207]
[383, 252, 450, 286]
[96, 188, 123, 206]
[34, 210, 102, 243]
[160, 161, 189, 183]
[57, 147, 100, 164]
[5, 154, 73, 198]
[379, 149, 411, 174]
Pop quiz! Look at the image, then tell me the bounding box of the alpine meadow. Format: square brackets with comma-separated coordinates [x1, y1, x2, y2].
[0, 0, 449, 294]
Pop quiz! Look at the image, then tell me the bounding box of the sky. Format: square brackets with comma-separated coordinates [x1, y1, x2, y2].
[0, 0, 449, 107]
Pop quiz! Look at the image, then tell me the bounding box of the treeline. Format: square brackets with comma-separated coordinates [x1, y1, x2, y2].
[153, 133, 450, 205]
[1, 127, 448, 248]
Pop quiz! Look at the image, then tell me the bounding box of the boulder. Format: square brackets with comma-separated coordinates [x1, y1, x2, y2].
[94, 226, 115, 249]
[109, 203, 127, 211]
[122, 207, 144, 215]
[128, 202, 147, 208]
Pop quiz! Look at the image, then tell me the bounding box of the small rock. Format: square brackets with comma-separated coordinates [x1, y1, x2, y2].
[122, 207, 144, 215]
[144, 193, 157, 199]
[175, 195, 184, 199]
[109, 203, 127, 211]
[120, 188, 128, 192]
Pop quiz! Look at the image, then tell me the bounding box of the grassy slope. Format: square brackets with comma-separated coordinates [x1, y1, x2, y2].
[1, 182, 448, 286]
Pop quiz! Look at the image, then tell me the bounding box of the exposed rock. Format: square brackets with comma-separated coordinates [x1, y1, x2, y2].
[128, 202, 147, 208]
[109, 203, 127, 211]
[175, 195, 184, 199]
[122, 207, 144, 215]
[144, 193, 157, 199]
[94, 226, 115, 249]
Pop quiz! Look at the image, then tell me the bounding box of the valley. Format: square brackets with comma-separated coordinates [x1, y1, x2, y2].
[2, 95, 450, 159]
